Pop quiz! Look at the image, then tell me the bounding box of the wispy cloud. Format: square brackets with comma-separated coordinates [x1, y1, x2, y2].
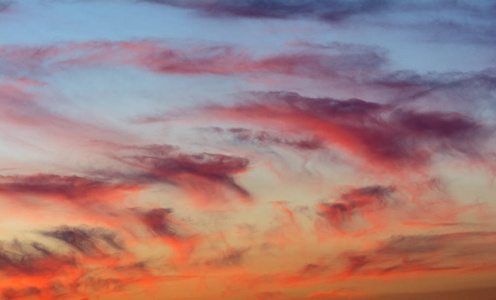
[149, 91, 492, 173]
[112, 144, 252, 208]
[339, 231, 496, 278]
[143, 0, 496, 46]
[0, 174, 139, 207]
[317, 185, 395, 230]
[142, 0, 394, 23]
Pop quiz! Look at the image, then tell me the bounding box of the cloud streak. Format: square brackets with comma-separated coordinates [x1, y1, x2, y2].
[143, 0, 496, 46]
[156, 91, 492, 173]
[317, 185, 395, 231]
[112, 144, 252, 207]
[339, 231, 496, 278]
[0, 173, 140, 208]
[143, 0, 393, 23]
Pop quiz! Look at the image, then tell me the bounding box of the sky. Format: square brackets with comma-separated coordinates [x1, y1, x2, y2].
[1, 0, 496, 299]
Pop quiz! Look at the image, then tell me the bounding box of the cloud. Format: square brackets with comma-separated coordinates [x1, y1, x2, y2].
[0, 41, 253, 78]
[0, 39, 388, 81]
[277, 263, 330, 286]
[317, 185, 395, 230]
[339, 231, 496, 278]
[204, 247, 250, 268]
[0, 227, 176, 299]
[135, 208, 178, 237]
[41, 226, 126, 256]
[204, 127, 325, 151]
[142, 0, 393, 23]
[0, 239, 81, 299]
[375, 231, 496, 256]
[167, 91, 491, 172]
[264, 230, 496, 287]
[133, 207, 201, 264]
[2, 288, 40, 300]
[0, 1, 12, 14]
[0, 239, 76, 277]
[4, 39, 496, 110]
[141, 1, 496, 46]
[0, 173, 140, 208]
[113, 144, 252, 207]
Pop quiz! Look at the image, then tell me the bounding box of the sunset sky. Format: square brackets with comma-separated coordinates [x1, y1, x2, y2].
[1, 1, 496, 299]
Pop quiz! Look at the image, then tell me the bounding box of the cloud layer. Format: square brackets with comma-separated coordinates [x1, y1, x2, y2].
[1, 0, 496, 299]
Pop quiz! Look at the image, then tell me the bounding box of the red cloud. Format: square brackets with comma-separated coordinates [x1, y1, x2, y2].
[0, 174, 140, 208]
[0, 40, 385, 80]
[317, 185, 395, 231]
[161, 91, 490, 173]
[113, 144, 252, 208]
[133, 207, 202, 264]
[0, 226, 187, 300]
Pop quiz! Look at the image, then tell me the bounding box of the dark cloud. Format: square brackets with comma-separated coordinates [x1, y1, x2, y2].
[143, 0, 393, 23]
[132, 207, 201, 264]
[41, 226, 126, 255]
[374, 69, 496, 103]
[187, 91, 490, 172]
[2, 287, 41, 300]
[141, 1, 496, 47]
[114, 144, 251, 206]
[0, 239, 76, 276]
[318, 185, 395, 230]
[0, 233, 162, 299]
[0, 1, 13, 13]
[394, 110, 481, 138]
[0, 147, 250, 210]
[205, 248, 250, 268]
[385, 70, 496, 122]
[135, 208, 177, 237]
[340, 185, 394, 207]
[0, 173, 138, 206]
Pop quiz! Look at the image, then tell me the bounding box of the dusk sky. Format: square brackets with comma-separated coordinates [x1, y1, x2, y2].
[1, 1, 496, 299]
